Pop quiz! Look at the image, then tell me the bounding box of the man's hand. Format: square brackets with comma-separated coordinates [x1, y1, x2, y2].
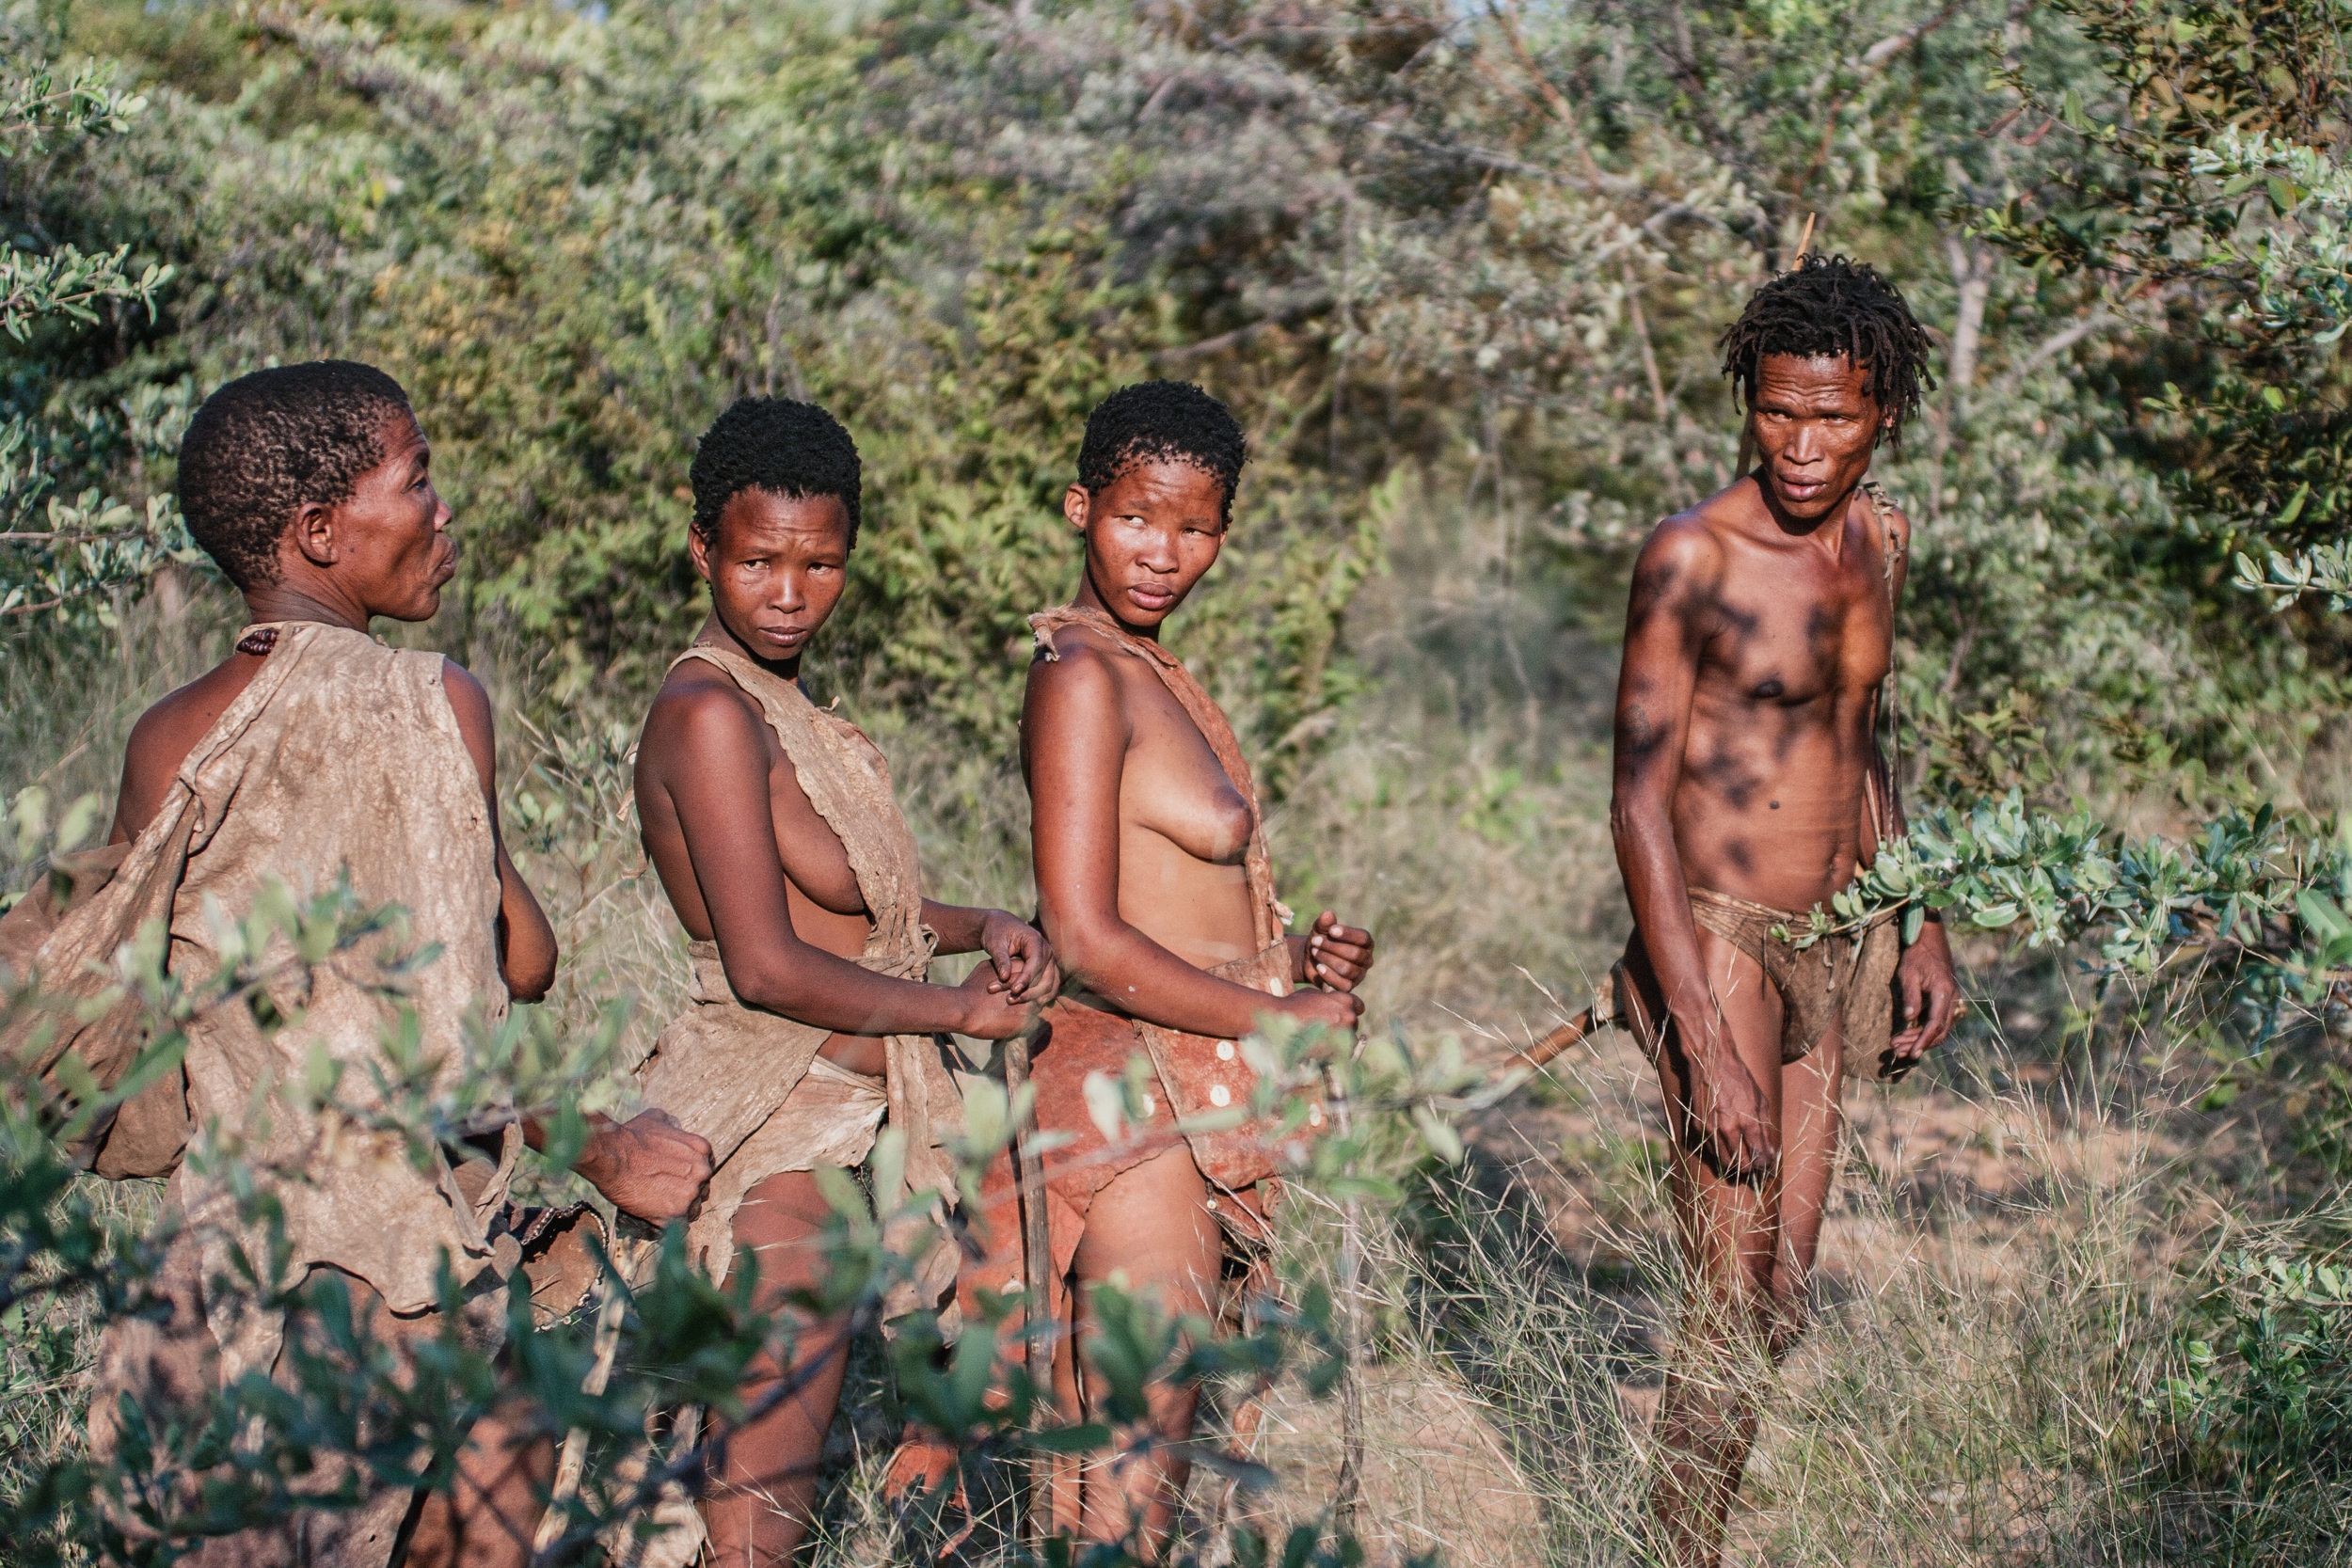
[573, 1108, 713, 1227]
[1290, 911, 1375, 991]
[1889, 919, 1961, 1064]
[977, 910, 1060, 1005]
[1687, 1031, 1777, 1180]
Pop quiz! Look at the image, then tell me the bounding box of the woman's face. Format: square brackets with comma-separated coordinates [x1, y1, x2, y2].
[1063, 459, 1230, 631]
[691, 487, 852, 663]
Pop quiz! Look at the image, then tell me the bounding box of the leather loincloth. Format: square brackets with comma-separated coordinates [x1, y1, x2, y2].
[959, 942, 1300, 1338]
[1613, 886, 1907, 1080]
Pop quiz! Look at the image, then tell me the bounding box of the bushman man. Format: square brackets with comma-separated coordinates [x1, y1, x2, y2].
[4, 362, 713, 1567]
[1607, 256, 1962, 1565]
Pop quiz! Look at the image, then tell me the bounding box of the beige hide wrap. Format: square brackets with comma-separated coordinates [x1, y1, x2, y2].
[634, 643, 962, 1305]
[6, 622, 516, 1346]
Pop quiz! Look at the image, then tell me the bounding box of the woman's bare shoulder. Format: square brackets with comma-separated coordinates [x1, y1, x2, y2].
[114, 657, 257, 838]
[1023, 626, 1140, 751]
[640, 658, 776, 771]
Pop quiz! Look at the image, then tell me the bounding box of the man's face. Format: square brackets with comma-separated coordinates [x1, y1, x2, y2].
[321, 411, 456, 622]
[1747, 354, 1890, 524]
[1063, 459, 1229, 630]
[691, 488, 852, 661]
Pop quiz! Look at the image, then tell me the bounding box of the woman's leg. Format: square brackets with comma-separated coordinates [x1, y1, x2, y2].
[1067, 1143, 1223, 1557]
[702, 1168, 855, 1568]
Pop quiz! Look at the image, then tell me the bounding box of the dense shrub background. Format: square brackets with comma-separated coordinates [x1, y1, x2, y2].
[13, 0, 2352, 809]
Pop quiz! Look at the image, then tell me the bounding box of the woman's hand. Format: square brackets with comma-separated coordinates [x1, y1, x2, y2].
[1274, 983, 1364, 1037]
[1289, 910, 1375, 992]
[571, 1109, 714, 1226]
[954, 960, 1042, 1040]
[977, 910, 1060, 1004]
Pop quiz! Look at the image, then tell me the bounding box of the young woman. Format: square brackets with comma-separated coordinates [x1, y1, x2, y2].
[632, 396, 1057, 1568]
[965, 380, 1376, 1551]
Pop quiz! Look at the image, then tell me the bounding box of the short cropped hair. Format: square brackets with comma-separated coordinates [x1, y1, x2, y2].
[1076, 380, 1248, 523]
[1718, 254, 1936, 450]
[688, 397, 862, 548]
[176, 361, 415, 589]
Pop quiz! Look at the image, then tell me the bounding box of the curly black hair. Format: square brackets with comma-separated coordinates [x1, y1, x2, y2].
[1718, 254, 1936, 451]
[176, 361, 415, 590]
[689, 397, 863, 548]
[1077, 380, 1248, 523]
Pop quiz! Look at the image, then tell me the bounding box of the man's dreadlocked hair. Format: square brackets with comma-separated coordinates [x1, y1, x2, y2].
[1717, 254, 1935, 451]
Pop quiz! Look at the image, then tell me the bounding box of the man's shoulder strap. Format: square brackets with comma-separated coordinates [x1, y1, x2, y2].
[1860, 480, 1904, 582]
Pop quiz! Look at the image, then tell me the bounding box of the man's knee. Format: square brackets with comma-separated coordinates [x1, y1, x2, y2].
[1765, 1285, 1813, 1360]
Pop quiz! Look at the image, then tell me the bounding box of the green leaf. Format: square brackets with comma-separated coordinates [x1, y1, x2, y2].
[1025, 1422, 1114, 1453]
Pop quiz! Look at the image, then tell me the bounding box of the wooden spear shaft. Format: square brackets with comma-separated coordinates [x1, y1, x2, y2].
[532, 1218, 658, 1558]
[1502, 1006, 1598, 1074]
[1001, 1028, 1057, 1546]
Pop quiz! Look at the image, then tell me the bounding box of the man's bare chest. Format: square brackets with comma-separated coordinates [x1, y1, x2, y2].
[1702, 581, 1891, 709]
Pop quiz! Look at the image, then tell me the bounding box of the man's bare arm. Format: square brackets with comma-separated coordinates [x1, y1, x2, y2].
[1872, 503, 1961, 1059]
[1609, 520, 1776, 1175]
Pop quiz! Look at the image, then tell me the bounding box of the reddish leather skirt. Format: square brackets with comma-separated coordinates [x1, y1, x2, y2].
[958, 942, 1301, 1337]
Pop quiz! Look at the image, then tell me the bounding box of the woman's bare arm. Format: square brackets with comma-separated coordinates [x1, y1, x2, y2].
[443, 662, 558, 1004]
[920, 898, 1060, 1004]
[645, 683, 1031, 1039]
[1025, 641, 1359, 1039]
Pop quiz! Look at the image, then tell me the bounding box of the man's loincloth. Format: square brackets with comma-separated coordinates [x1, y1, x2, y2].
[960, 941, 1298, 1340]
[1613, 887, 1906, 1079]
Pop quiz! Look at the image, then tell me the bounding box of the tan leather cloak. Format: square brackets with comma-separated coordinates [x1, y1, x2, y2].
[5, 622, 517, 1334]
[633, 643, 963, 1312]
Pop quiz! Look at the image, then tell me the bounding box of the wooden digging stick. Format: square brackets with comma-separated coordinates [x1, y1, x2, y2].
[1001, 1027, 1057, 1547]
[533, 1216, 659, 1557]
[1502, 1005, 1599, 1075]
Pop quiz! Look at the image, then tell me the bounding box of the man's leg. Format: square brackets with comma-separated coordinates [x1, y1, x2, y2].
[700, 1168, 856, 1568]
[1766, 1023, 1844, 1359]
[1068, 1143, 1223, 1558]
[1645, 928, 1787, 1568]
